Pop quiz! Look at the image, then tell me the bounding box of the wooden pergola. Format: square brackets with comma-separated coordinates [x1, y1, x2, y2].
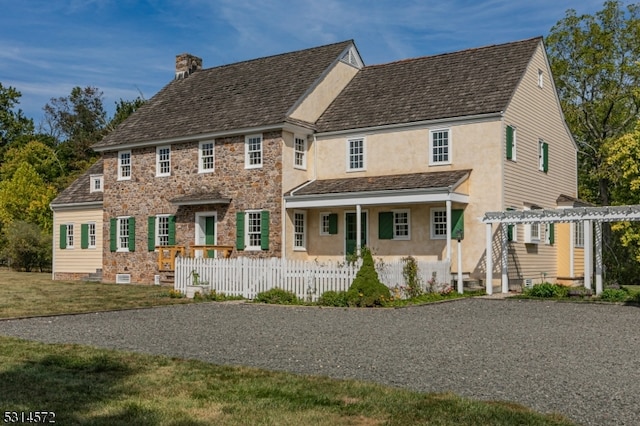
[482, 205, 640, 295]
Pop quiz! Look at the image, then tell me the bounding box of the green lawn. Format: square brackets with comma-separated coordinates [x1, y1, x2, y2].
[0, 269, 575, 425]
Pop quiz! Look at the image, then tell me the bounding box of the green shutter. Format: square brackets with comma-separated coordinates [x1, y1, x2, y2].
[506, 125, 514, 160]
[543, 142, 549, 173]
[168, 215, 176, 245]
[549, 223, 555, 245]
[507, 224, 514, 242]
[128, 217, 136, 252]
[451, 209, 464, 240]
[236, 212, 245, 251]
[260, 210, 270, 250]
[328, 213, 338, 235]
[378, 212, 394, 240]
[148, 216, 156, 251]
[81, 224, 89, 249]
[110, 218, 117, 252]
[59, 224, 67, 249]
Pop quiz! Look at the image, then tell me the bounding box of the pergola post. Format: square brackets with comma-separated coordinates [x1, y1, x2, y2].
[501, 223, 509, 293]
[595, 221, 603, 295]
[485, 223, 493, 295]
[584, 220, 592, 290]
[446, 200, 452, 262]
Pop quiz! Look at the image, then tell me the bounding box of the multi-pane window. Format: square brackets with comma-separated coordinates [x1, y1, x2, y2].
[530, 223, 540, 241]
[247, 211, 262, 248]
[199, 141, 215, 172]
[91, 174, 103, 192]
[118, 151, 131, 180]
[157, 146, 171, 176]
[430, 129, 450, 164]
[431, 208, 447, 239]
[294, 211, 306, 249]
[347, 138, 364, 171]
[320, 213, 331, 235]
[157, 216, 170, 246]
[245, 134, 263, 168]
[574, 222, 584, 247]
[394, 210, 410, 239]
[294, 136, 306, 169]
[66, 224, 74, 248]
[88, 223, 96, 248]
[118, 217, 130, 250]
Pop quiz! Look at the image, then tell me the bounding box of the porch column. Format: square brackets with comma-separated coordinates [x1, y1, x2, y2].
[595, 221, 603, 295]
[501, 223, 509, 294]
[584, 220, 592, 290]
[356, 204, 362, 256]
[446, 200, 452, 261]
[485, 223, 493, 295]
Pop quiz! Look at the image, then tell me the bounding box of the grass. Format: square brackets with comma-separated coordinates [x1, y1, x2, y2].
[0, 268, 194, 319]
[0, 336, 575, 426]
[0, 269, 575, 425]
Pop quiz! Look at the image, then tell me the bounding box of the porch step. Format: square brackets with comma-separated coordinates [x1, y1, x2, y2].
[84, 269, 103, 283]
[158, 271, 175, 286]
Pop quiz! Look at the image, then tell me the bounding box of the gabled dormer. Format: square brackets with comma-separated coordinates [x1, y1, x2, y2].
[90, 173, 104, 193]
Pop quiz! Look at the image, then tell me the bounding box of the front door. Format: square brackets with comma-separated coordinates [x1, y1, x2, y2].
[196, 213, 216, 257]
[345, 211, 367, 256]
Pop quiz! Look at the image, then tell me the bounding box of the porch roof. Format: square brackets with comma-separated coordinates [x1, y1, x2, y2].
[170, 191, 231, 206]
[285, 170, 470, 208]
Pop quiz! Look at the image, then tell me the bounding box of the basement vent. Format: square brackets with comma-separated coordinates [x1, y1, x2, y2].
[524, 278, 533, 288]
[116, 274, 131, 284]
[154, 275, 160, 285]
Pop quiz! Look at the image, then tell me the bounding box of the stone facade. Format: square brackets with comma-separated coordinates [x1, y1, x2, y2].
[102, 131, 284, 284]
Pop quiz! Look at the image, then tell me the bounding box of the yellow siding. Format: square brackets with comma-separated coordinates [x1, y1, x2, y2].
[53, 207, 103, 274]
[503, 43, 577, 283]
[289, 61, 359, 123]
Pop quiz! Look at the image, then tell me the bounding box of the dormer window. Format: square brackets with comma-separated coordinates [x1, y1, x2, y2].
[90, 174, 103, 193]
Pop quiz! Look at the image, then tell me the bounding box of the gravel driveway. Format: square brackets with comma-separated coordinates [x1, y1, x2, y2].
[0, 298, 638, 425]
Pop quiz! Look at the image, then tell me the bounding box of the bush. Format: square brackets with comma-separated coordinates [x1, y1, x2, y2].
[523, 283, 568, 298]
[598, 288, 629, 302]
[318, 290, 348, 307]
[254, 288, 299, 305]
[346, 248, 390, 307]
[1, 220, 51, 272]
[402, 256, 423, 298]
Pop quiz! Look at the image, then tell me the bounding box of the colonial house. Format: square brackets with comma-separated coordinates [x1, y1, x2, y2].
[51, 37, 583, 289]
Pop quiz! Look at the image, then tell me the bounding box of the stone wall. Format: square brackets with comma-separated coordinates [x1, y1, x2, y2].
[102, 131, 283, 284]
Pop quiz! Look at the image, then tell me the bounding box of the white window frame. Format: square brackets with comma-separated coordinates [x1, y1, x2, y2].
[117, 216, 131, 252]
[430, 207, 447, 240]
[156, 214, 171, 246]
[293, 210, 307, 250]
[538, 69, 544, 88]
[90, 174, 103, 192]
[320, 213, 331, 236]
[429, 129, 451, 165]
[393, 209, 411, 240]
[574, 222, 584, 248]
[346, 137, 365, 171]
[65, 224, 74, 249]
[156, 145, 171, 177]
[199, 140, 215, 173]
[88, 222, 96, 249]
[245, 210, 263, 250]
[294, 135, 307, 170]
[118, 150, 131, 181]
[245, 134, 263, 169]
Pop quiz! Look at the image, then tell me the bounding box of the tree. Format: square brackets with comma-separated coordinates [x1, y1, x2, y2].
[0, 220, 51, 272]
[546, 1, 640, 206]
[107, 96, 146, 132]
[0, 82, 34, 148]
[0, 162, 56, 232]
[0, 140, 64, 185]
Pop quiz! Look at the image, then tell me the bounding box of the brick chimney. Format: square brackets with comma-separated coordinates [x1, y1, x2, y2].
[175, 53, 202, 80]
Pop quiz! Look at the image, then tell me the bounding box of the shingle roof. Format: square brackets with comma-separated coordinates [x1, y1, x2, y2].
[286, 170, 471, 197]
[50, 159, 103, 207]
[315, 37, 541, 132]
[93, 40, 354, 149]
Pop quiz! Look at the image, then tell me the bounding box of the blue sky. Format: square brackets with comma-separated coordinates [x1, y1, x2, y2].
[0, 0, 614, 126]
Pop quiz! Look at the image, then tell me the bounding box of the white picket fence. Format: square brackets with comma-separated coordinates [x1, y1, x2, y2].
[174, 256, 451, 301]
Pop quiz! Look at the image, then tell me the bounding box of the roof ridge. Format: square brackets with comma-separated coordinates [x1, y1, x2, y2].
[201, 39, 354, 72]
[363, 36, 542, 70]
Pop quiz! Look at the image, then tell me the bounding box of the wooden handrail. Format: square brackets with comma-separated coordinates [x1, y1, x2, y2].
[157, 244, 234, 272]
